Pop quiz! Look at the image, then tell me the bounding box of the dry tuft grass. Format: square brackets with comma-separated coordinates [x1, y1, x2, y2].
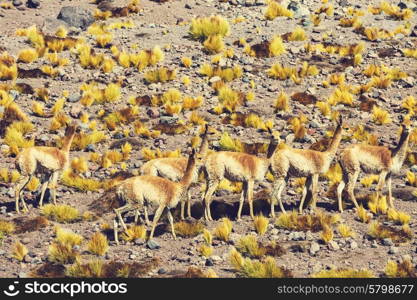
[213, 218, 233, 241]
[41, 204, 80, 223]
[312, 268, 375, 278]
[12, 241, 28, 261]
[0, 220, 15, 235]
[253, 215, 269, 235]
[174, 221, 204, 237]
[368, 221, 412, 243]
[356, 205, 371, 223]
[189, 15, 230, 40]
[229, 248, 292, 278]
[87, 232, 109, 256]
[275, 210, 340, 232]
[121, 225, 147, 241]
[385, 257, 416, 278]
[337, 224, 356, 238]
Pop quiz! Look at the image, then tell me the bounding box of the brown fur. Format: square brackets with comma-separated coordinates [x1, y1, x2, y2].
[14, 124, 78, 212]
[269, 117, 343, 215]
[337, 124, 411, 212]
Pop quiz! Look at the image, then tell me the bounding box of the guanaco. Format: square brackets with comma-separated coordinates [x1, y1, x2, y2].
[14, 123, 78, 212]
[337, 124, 411, 212]
[269, 116, 343, 215]
[140, 124, 210, 219]
[202, 131, 279, 221]
[113, 148, 202, 244]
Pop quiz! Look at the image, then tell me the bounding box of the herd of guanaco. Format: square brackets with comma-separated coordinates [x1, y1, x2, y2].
[11, 116, 412, 244]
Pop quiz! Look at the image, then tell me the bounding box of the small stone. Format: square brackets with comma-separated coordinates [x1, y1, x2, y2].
[57, 6, 94, 30]
[27, 0, 40, 8]
[7, 188, 15, 198]
[68, 93, 81, 103]
[19, 272, 29, 278]
[388, 246, 399, 254]
[209, 76, 222, 83]
[371, 240, 378, 248]
[328, 241, 340, 251]
[350, 241, 358, 250]
[0, 250, 5, 255]
[21, 238, 31, 245]
[309, 242, 320, 255]
[382, 238, 394, 246]
[147, 240, 160, 250]
[13, 0, 22, 7]
[146, 107, 160, 119]
[205, 258, 214, 266]
[134, 238, 145, 246]
[158, 268, 167, 274]
[211, 255, 222, 262]
[85, 144, 95, 152]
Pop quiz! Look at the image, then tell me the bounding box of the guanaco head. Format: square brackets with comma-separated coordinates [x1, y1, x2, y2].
[266, 127, 281, 159]
[65, 122, 79, 137]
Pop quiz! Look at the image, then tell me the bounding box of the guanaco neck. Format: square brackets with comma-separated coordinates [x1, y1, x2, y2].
[198, 132, 209, 157]
[391, 128, 410, 163]
[61, 131, 76, 153]
[266, 137, 279, 159]
[179, 154, 196, 188]
[324, 123, 342, 159]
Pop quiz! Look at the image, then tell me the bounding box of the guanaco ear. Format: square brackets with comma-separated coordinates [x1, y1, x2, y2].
[337, 114, 343, 126]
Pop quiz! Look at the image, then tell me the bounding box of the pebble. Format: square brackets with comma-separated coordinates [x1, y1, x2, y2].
[328, 241, 340, 251]
[309, 242, 320, 255]
[388, 247, 399, 254]
[382, 238, 394, 246]
[350, 240, 358, 250]
[205, 258, 214, 266]
[147, 240, 160, 250]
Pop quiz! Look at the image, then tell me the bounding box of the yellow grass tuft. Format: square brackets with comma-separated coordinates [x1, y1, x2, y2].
[203, 35, 224, 54]
[229, 248, 292, 278]
[371, 106, 391, 125]
[253, 215, 269, 235]
[144, 67, 176, 83]
[0, 220, 15, 235]
[320, 224, 334, 243]
[357, 205, 371, 223]
[12, 241, 28, 261]
[385, 257, 416, 278]
[198, 244, 213, 257]
[312, 268, 375, 278]
[189, 15, 230, 40]
[17, 48, 38, 63]
[174, 221, 204, 237]
[121, 225, 147, 241]
[337, 224, 356, 238]
[87, 232, 109, 256]
[213, 218, 233, 241]
[62, 170, 102, 191]
[41, 204, 80, 223]
[265, 1, 293, 20]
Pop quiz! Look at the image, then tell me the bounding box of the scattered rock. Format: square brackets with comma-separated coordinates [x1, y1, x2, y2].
[147, 240, 160, 250]
[68, 93, 81, 103]
[134, 238, 145, 246]
[205, 258, 214, 266]
[13, 0, 22, 7]
[328, 241, 340, 251]
[26, 0, 40, 8]
[309, 242, 320, 255]
[158, 268, 167, 274]
[388, 246, 399, 254]
[57, 6, 94, 30]
[350, 241, 358, 250]
[382, 238, 394, 246]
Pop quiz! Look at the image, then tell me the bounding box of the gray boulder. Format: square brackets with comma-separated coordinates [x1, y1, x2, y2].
[57, 6, 94, 30]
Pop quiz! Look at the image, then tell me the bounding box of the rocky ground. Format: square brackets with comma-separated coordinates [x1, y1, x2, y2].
[0, 0, 416, 278]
